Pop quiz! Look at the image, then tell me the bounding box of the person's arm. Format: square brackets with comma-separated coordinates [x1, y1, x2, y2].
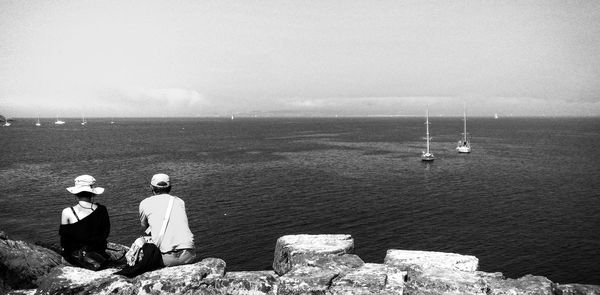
[102, 206, 110, 240]
[61, 208, 71, 225]
[139, 202, 149, 230]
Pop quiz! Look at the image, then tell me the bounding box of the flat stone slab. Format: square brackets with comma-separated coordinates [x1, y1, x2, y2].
[273, 234, 354, 275]
[384, 250, 479, 272]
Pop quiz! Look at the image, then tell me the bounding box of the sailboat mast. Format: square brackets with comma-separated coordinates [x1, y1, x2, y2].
[463, 105, 467, 142]
[426, 108, 430, 153]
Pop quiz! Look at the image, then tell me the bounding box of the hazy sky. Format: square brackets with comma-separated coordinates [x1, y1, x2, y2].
[1, 0, 599, 117]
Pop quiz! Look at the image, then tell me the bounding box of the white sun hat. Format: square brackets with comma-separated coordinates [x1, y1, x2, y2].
[66, 175, 105, 195]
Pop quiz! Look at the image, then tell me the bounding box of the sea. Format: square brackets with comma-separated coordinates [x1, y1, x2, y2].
[0, 117, 599, 284]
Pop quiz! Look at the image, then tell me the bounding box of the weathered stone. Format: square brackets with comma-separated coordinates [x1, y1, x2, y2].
[0, 236, 62, 290]
[214, 271, 278, 295]
[554, 283, 600, 295]
[384, 250, 479, 273]
[277, 265, 339, 295]
[488, 274, 553, 295]
[404, 268, 494, 295]
[33, 258, 226, 295]
[273, 234, 354, 276]
[289, 253, 364, 274]
[135, 258, 226, 294]
[34, 266, 135, 295]
[7, 290, 36, 295]
[330, 263, 407, 295]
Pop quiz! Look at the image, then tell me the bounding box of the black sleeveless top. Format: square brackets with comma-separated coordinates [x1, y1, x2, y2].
[59, 204, 110, 257]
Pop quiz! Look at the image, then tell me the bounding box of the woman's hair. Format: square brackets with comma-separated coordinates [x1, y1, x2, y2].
[75, 191, 96, 199]
[152, 185, 171, 194]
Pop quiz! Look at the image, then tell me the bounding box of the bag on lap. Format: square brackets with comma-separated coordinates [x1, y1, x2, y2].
[69, 247, 108, 271]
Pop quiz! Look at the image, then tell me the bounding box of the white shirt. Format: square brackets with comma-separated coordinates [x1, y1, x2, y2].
[139, 194, 195, 253]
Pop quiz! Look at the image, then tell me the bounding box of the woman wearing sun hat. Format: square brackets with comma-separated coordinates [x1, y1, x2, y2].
[59, 175, 111, 270]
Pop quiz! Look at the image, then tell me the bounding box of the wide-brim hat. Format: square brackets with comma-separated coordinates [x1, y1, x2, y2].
[66, 175, 104, 195]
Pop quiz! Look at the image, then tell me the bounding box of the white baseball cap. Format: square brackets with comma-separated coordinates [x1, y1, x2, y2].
[150, 173, 170, 187]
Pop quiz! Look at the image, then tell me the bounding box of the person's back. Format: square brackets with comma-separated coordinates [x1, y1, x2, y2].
[59, 175, 110, 270]
[140, 194, 194, 253]
[139, 173, 196, 266]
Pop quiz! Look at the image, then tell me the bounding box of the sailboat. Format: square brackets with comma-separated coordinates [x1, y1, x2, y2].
[421, 107, 434, 161]
[54, 116, 65, 125]
[2, 120, 10, 127]
[81, 116, 87, 126]
[35, 116, 41, 127]
[457, 104, 471, 153]
[494, 113, 499, 119]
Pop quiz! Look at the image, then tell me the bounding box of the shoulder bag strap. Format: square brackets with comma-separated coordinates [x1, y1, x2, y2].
[154, 196, 175, 247]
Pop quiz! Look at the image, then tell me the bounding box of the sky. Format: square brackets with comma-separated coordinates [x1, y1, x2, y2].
[1, 0, 599, 117]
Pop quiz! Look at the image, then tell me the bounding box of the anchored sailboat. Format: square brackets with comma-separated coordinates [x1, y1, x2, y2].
[457, 104, 471, 153]
[421, 107, 434, 161]
[54, 116, 65, 125]
[35, 116, 41, 127]
[81, 115, 87, 125]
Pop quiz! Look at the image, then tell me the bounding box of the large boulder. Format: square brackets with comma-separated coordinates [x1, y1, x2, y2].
[385, 249, 497, 295]
[34, 258, 226, 295]
[273, 234, 354, 276]
[0, 233, 62, 291]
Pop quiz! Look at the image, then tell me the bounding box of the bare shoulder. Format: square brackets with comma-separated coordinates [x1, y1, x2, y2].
[61, 207, 73, 224]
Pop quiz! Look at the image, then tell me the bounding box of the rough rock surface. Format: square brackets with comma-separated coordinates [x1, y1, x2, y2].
[273, 234, 354, 276]
[330, 263, 407, 295]
[214, 271, 278, 295]
[384, 249, 479, 272]
[554, 283, 600, 295]
[487, 274, 553, 295]
[34, 258, 226, 295]
[0, 232, 62, 292]
[2, 232, 600, 295]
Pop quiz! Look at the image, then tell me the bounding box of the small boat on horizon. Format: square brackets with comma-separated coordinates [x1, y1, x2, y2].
[81, 116, 87, 126]
[54, 116, 65, 125]
[421, 107, 435, 162]
[35, 116, 41, 127]
[457, 104, 471, 153]
[494, 113, 499, 119]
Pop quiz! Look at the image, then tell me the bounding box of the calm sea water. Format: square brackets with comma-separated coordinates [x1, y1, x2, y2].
[1, 117, 599, 284]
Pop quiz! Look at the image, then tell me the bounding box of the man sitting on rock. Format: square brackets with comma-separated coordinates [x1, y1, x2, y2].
[139, 173, 196, 266]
